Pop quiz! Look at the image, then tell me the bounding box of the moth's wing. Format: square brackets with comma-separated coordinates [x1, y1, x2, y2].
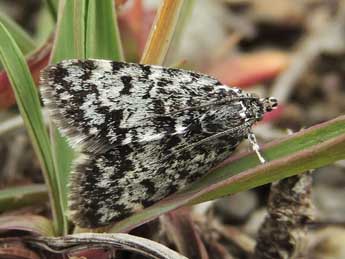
[69, 133, 241, 228]
[40, 59, 243, 153]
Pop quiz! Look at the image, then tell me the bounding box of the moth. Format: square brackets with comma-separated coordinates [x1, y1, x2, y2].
[41, 59, 277, 228]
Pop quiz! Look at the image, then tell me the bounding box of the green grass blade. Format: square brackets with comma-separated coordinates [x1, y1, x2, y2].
[44, 0, 59, 21]
[86, 0, 124, 60]
[0, 11, 36, 54]
[51, 0, 87, 61]
[0, 185, 48, 212]
[47, 0, 88, 234]
[0, 22, 63, 236]
[189, 116, 345, 203]
[35, 5, 55, 45]
[110, 116, 345, 232]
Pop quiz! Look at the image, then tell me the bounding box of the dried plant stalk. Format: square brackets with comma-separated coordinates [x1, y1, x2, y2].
[140, 0, 184, 65]
[253, 172, 314, 259]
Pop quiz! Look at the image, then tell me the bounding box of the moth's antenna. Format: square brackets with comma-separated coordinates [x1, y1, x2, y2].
[247, 97, 277, 163]
[248, 132, 265, 164]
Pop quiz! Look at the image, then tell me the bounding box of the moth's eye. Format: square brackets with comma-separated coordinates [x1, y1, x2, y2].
[255, 112, 263, 120]
[261, 97, 278, 113]
[269, 97, 278, 108]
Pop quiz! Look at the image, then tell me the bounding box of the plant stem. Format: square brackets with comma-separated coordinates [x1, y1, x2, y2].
[140, 0, 184, 65]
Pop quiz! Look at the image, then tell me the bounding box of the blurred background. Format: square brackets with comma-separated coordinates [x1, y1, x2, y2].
[0, 0, 344, 258]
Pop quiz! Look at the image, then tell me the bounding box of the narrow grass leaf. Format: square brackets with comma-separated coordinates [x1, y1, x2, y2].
[110, 116, 345, 232]
[189, 115, 345, 203]
[0, 185, 48, 212]
[0, 22, 63, 235]
[86, 0, 124, 60]
[44, 0, 58, 21]
[0, 11, 36, 55]
[48, 0, 88, 234]
[35, 6, 55, 45]
[24, 233, 188, 259]
[51, 0, 87, 62]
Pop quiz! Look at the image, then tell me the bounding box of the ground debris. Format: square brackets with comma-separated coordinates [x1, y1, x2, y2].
[253, 172, 314, 259]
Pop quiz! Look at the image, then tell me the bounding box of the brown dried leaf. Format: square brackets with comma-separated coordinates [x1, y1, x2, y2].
[0, 215, 54, 237]
[207, 51, 289, 88]
[0, 39, 52, 109]
[0, 242, 40, 259]
[161, 208, 209, 259]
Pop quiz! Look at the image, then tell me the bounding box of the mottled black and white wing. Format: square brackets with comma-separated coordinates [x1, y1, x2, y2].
[41, 59, 244, 153]
[41, 59, 270, 228]
[68, 134, 240, 227]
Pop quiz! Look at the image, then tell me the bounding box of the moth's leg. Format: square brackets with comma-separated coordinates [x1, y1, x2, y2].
[247, 131, 265, 164]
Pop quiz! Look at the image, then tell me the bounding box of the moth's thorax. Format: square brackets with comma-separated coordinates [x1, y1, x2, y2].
[199, 97, 264, 134]
[201, 94, 277, 135]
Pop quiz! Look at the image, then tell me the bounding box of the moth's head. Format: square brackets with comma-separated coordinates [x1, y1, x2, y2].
[247, 97, 278, 121]
[261, 97, 278, 113]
